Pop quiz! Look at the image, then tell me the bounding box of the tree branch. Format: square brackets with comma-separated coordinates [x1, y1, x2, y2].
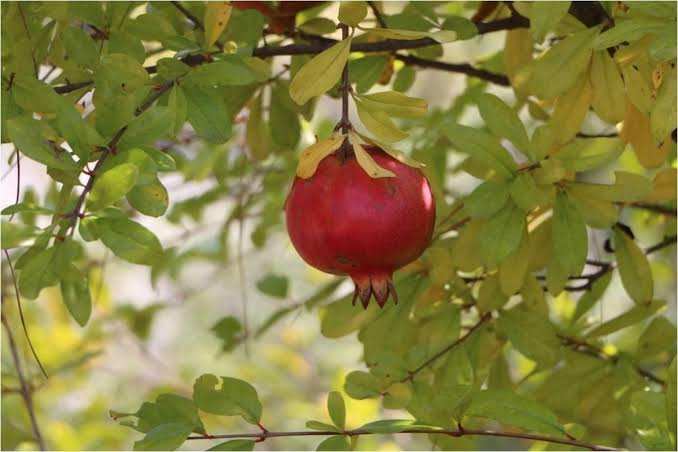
[170, 1, 204, 30]
[395, 54, 509, 85]
[1, 311, 46, 450]
[186, 426, 616, 450]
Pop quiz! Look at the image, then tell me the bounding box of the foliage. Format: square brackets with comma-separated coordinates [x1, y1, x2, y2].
[1, 1, 676, 451]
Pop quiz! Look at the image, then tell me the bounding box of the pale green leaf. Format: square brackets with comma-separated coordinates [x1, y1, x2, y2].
[88, 163, 139, 211]
[316, 436, 350, 451]
[552, 191, 587, 276]
[356, 91, 428, 118]
[60, 278, 92, 327]
[355, 100, 408, 143]
[192, 374, 262, 424]
[477, 93, 529, 152]
[445, 124, 516, 179]
[339, 1, 367, 26]
[480, 202, 526, 265]
[585, 299, 665, 338]
[499, 307, 560, 366]
[327, 392, 346, 430]
[133, 423, 192, 451]
[614, 228, 654, 304]
[95, 217, 164, 266]
[530, 1, 571, 43]
[464, 181, 509, 218]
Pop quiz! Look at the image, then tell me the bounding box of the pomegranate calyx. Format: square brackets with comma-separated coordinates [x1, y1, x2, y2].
[350, 272, 398, 309]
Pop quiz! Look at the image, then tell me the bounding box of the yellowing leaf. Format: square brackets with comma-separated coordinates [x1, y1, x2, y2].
[504, 28, 534, 98]
[359, 26, 456, 43]
[351, 132, 395, 178]
[552, 191, 587, 276]
[621, 63, 655, 116]
[355, 99, 408, 142]
[555, 137, 625, 171]
[289, 37, 352, 105]
[355, 132, 423, 168]
[204, 2, 232, 50]
[338, 1, 367, 27]
[643, 168, 677, 202]
[614, 228, 654, 304]
[650, 66, 676, 145]
[620, 102, 671, 169]
[589, 50, 626, 123]
[550, 75, 592, 147]
[525, 26, 599, 99]
[88, 163, 139, 211]
[296, 136, 346, 179]
[567, 189, 618, 229]
[477, 273, 509, 312]
[356, 91, 428, 118]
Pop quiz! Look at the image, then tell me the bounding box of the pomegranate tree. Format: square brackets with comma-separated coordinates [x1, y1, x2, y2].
[285, 143, 436, 309]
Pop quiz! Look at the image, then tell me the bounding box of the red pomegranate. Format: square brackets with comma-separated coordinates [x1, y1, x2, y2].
[285, 145, 436, 309]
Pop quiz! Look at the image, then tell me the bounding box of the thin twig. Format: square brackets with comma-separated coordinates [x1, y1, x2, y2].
[17, 4, 38, 78]
[404, 312, 492, 381]
[1, 312, 46, 450]
[3, 250, 48, 379]
[9, 147, 20, 222]
[170, 1, 204, 30]
[367, 1, 387, 28]
[185, 426, 616, 450]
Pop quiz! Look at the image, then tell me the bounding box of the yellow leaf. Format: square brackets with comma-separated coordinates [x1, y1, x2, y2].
[643, 168, 677, 202]
[620, 102, 671, 169]
[204, 2, 232, 50]
[338, 1, 367, 27]
[589, 50, 626, 123]
[504, 28, 533, 98]
[355, 99, 408, 143]
[550, 75, 592, 147]
[355, 91, 428, 118]
[296, 135, 346, 179]
[355, 131, 423, 168]
[621, 64, 655, 116]
[650, 65, 676, 145]
[351, 132, 395, 178]
[289, 37, 352, 105]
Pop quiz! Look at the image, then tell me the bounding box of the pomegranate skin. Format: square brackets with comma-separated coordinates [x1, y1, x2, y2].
[285, 145, 436, 308]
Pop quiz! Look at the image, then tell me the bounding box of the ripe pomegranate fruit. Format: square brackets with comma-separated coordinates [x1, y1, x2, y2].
[285, 145, 436, 309]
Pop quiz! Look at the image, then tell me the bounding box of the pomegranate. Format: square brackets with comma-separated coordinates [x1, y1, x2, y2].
[285, 145, 436, 309]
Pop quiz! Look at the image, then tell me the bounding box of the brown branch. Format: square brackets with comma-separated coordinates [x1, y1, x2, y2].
[367, 1, 387, 28]
[558, 334, 665, 386]
[53, 80, 94, 94]
[564, 235, 676, 291]
[1, 312, 46, 450]
[170, 1, 204, 30]
[395, 54, 509, 85]
[186, 426, 616, 450]
[65, 81, 175, 230]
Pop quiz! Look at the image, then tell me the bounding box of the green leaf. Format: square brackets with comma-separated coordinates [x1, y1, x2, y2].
[477, 93, 529, 152]
[127, 179, 169, 218]
[88, 163, 139, 211]
[589, 50, 626, 123]
[526, 26, 599, 99]
[60, 278, 92, 327]
[289, 37, 352, 105]
[466, 389, 566, 436]
[1, 203, 52, 216]
[108, 32, 146, 63]
[498, 307, 560, 366]
[186, 58, 255, 87]
[628, 389, 675, 450]
[477, 273, 509, 312]
[327, 391, 346, 430]
[62, 26, 99, 68]
[358, 419, 439, 434]
[480, 202, 526, 265]
[1, 221, 37, 249]
[104, 148, 157, 185]
[593, 16, 668, 50]
[298, 18, 337, 35]
[193, 374, 262, 424]
[306, 421, 341, 432]
[464, 181, 509, 218]
[509, 173, 542, 211]
[360, 26, 456, 43]
[211, 316, 243, 353]
[184, 84, 231, 143]
[498, 228, 530, 296]
[156, 58, 191, 80]
[270, 81, 301, 149]
[349, 55, 388, 94]
[393, 66, 415, 92]
[383, 382, 413, 410]
[17, 246, 58, 299]
[95, 217, 164, 265]
[613, 228, 654, 304]
[556, 137, 625, 171]
[255, 274, 289, 299]
[570, 272, 612, 326]
[6, 117, 78, 170]
[115, 392, 203, 435]
[552, 191, 587, 276]
[356, 91, 427, 118]
[117, 107, 174, 152]
[441, 16, 478, 40]
[316, 436, 350, 451]
[355, 99, 408, 143]
[585, 299, 666, 339]
[339, 1, 367, 26]
[133, 423, 192, 451]
[445, 124, 516, 179]
[344, 371, 381, 399]
[208, 440, 255, 451]
[530, 1, 571, 43]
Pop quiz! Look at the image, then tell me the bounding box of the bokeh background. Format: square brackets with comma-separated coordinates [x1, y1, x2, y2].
[2, 2, 675, 450]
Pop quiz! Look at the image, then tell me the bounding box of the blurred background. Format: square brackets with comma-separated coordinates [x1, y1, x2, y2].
[1, 2, 675, 450]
